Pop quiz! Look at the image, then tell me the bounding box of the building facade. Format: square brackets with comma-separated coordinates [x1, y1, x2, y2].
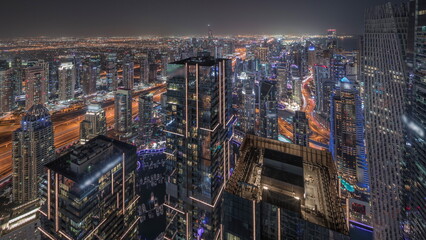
[80, 104, 107, 144]
[12, 105, 54, 204]
[259, 80, 278, 140]
[25, 66, 47, 110]
[164, 55, 233, 239]
[40, 136, 139, 240]
[361, 3, 409, 239]
[402, 0, 426, 238]
[58, 62, 76, 101]
[114, 88, 133, 139]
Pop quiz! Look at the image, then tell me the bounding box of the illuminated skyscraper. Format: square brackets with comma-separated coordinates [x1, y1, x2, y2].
[327, 29, 337, 49]
[293, 111, 309, 146]
[402, 0, 426, 238]
[40, 135, 139, 240]
[25, 66, 47, 110]
[330, 77, 368, 188]
[361, 3, 409, 239]
[81, 57, 99, 95]
[136, 53, 149, 85]
[241, 77, 256, 133]
[106, 55, 118, 91]
[223, 135, 349, 239]
[80, 104, 107, 144]
[255, 47, 269, 62]
[330, 54, 347, 83]
[122, 60, 134, 89]
[138, 94, 153, 143]
[330, 77, 370, 223]
[259, 80, 278, 140]
[0, 61, 16, 113]
[314, 64, 333, 117]
[114, 88, 133, 138]
[12, 104, 54, 204]
[58, 62, 76, 101]
[164, 55, 233, 239]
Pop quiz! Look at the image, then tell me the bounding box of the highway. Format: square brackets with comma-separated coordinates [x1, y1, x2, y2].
[0, 85, 165, 181]
[278, 69, 330, 150]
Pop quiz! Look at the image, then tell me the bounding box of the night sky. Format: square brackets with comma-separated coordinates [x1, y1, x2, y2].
[0, 0, 407, 38]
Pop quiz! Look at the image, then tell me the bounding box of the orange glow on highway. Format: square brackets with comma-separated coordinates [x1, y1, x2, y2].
[0, 85, 165, 181]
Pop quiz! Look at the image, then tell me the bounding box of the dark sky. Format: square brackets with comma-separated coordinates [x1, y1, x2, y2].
[0, 0, 406, 38]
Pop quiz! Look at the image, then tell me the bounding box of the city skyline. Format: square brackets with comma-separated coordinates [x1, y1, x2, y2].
[0, 0, 425, 239]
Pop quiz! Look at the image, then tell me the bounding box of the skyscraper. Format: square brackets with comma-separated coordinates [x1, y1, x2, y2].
[314, 64, 334, 117]
[293, 111, 309, 146]
[223, 134, 349, 239]
[138, 94, 153, 143]
[402, 0, 426, 238]
[0, 61, 15, 113]
[80, 104, 107, 144]
[241, 77, 256, 134]
[12, 104, 54, 204]
[361, 3, 409, 239]
[25, 66, 47, 110]
[81, 58, 99, 95]
[136, 53, 149, 85]
[259, 80, 278, 140]
[40, 135, 139, 240]
[106, 55, 118, 91]
[122, 60, 134, 89]
[114, 88, 133, 138]
[327, 29, 337, 49]
[164, 55, 233, 239]
[330, 77, 370, 223]
[330, 54, 347, 83]
[58, 62, 76, 101]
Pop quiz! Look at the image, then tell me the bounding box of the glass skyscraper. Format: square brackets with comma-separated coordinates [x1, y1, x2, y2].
[402, 0, 426, 238]
[164, 54, 233, 239]
[361, 2, 409, 239]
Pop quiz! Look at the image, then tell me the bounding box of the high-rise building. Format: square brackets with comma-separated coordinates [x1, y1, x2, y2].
[314, 64, 334, 117]
[81, 58, 99, 95]
[122, 60, 134, 89]
[106, 55, 118, 91]
[0, 61, 16, 113]
[330, 77, 368, 188]
[223, 134, 349, 239]
[40, 135, 139, 240]
[114, 88, 133, 138]
[293, 111, 309, 146]
[255, 47, 269, 62]
[330, 54, 347, 83]
[241, 77, 256, 134]
[164, 55, 233, 239]
[58, 62, 76, 101]
[402, 0, 426, 238]
[136, 53, 149, 85]
[138, 94, 153, 143]
[259, 80, 278, 140]
[361, 3, 409, 239]
[327, 29, 337, 49]
[12, 105, 54, 204]
[330, 77, 370, 224]
[25, 66, 47, 110]
[80, 104, 107, 144]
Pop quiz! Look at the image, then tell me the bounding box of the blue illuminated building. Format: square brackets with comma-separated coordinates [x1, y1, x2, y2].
[330, 77, 370, 224]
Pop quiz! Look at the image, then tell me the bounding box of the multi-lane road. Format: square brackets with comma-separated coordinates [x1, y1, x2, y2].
[0, 85, 165, 181]
[278, 70, 330, 150]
